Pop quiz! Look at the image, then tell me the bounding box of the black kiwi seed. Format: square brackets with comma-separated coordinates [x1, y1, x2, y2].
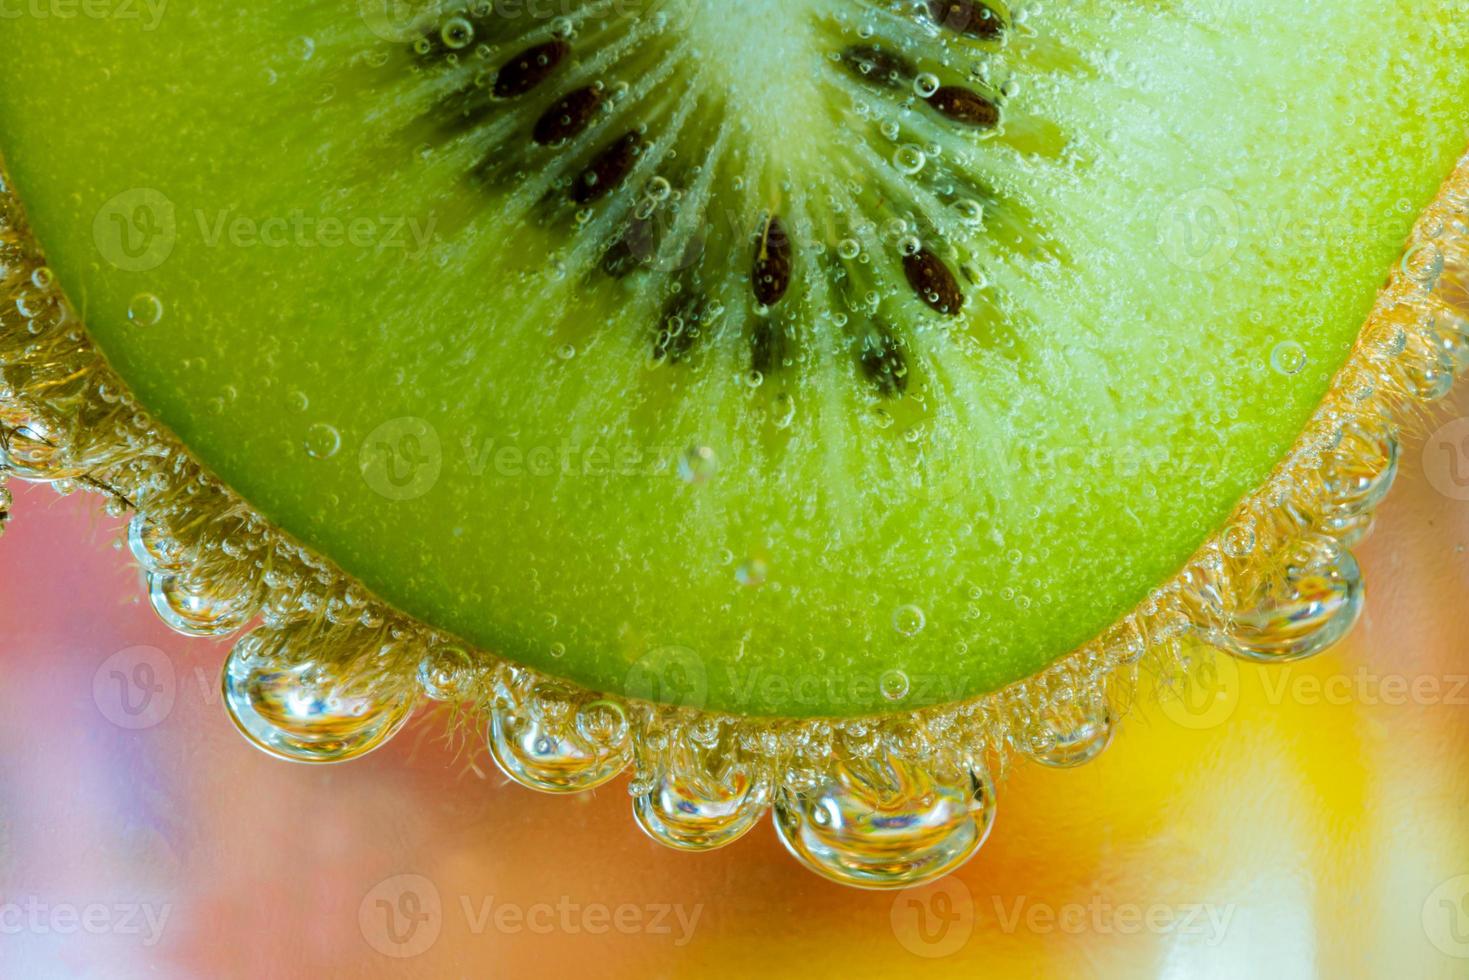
[493, 40, 570, 98]
[926, 0, 1007, 40]
[928, 86, 1000, 128]
[400, 8, 1011, 401]
[572, 131, 644, 205]
[840, 45, 917, 89]
[751, 216, 793, 307]
[534, 86, 603, 145]
[860, 325, 909, 397]
[903, 248, 965, 315]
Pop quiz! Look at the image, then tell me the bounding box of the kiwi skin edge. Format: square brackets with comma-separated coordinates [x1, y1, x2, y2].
[1, 145, 1469, 792]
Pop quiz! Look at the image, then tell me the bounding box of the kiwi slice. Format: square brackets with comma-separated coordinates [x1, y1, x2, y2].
[2, 2, 1468, 885]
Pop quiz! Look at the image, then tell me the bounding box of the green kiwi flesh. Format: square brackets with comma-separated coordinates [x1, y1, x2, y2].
[1, 1, 1466, 716]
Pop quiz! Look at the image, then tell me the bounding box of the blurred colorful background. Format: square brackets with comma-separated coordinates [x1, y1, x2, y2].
[2, 390, 1468, 979]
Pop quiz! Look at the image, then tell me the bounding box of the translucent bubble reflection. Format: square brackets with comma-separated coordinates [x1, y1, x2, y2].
[774, 756, 996, 889]
[222, 640, 415, 764]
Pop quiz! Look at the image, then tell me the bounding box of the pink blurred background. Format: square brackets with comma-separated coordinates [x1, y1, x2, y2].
[2, 390, 1468, 978]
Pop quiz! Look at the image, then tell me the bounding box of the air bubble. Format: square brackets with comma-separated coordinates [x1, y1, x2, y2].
[304, 422, 342, 460]
[440, 17, 475, 50]
[837, 238, 862, 260]
[1270, 340, 1308, 376]
[678, 445, 717, 484]
[417, 644, 477, 702]
[955, 198, 985, 224]
[127, 293, 164, 327]
[772, 393, 797, 429]
[914, 73, 941, 98]
[893, 144, 927, 175]
[289, 36, 315, 61]
[224, 638, 413, 764]
[1222, 522, 1256, 558]
[893, 604, 926, 636]
[898, 235, 923, 257]
[879, 669, 911, 702]
[736, 558, 767, 588]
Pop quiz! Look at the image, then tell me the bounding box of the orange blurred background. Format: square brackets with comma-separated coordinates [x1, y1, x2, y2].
[1, 389, 1467, 979]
